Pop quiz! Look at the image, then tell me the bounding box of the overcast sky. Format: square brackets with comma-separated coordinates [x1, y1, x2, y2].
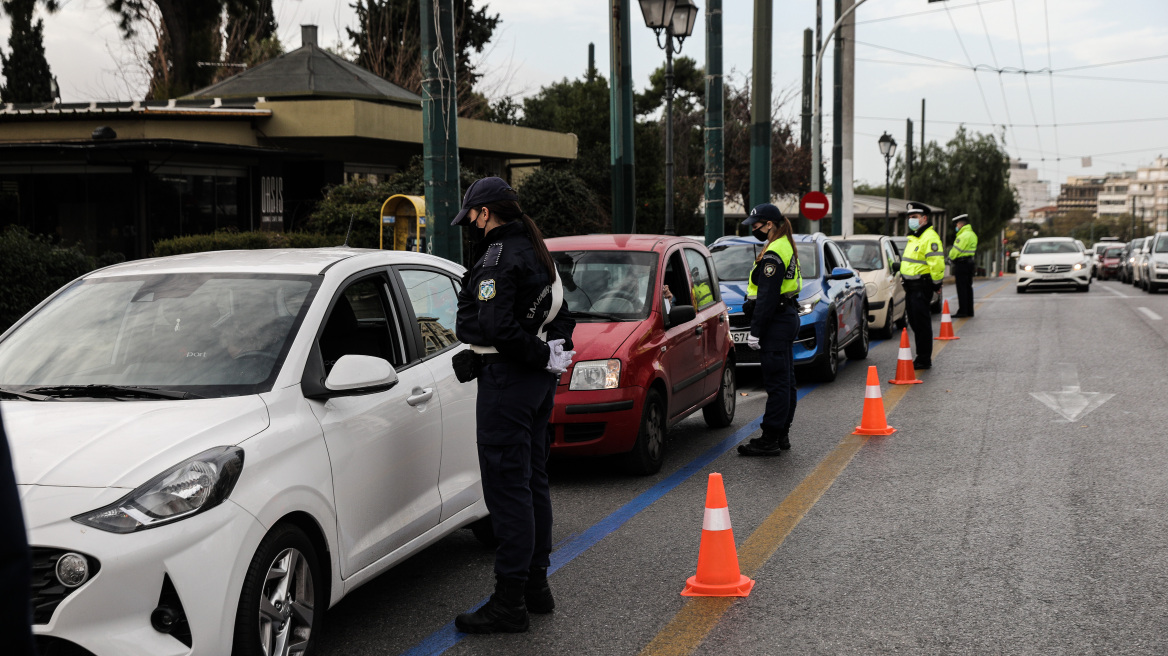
[7, 0, 1168, 196]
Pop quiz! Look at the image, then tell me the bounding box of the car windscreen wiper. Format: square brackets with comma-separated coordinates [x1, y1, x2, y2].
[571, 310, 626, 322]
[24, 385, 201, 400]
[0, 387, 55, 402]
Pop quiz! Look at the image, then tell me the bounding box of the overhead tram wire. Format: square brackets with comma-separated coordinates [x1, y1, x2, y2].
[855, 55, 1168, 85]
[942, 0, 997, 129]
[1010, 0, 1046, 163]
[973, 0, 1021, 160]
[854, 42, 1168, 79]
[1043, 0, 1062, 194]
[855, 0, 1006, 26]
[852, 115, 1168, 129]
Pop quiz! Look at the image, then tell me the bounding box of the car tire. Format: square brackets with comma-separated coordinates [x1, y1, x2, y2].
[624, 388, 666, 475]
[807, 316, 839, 382]
[468, 516, 498, 548]
[1148, 282, 1158, 293]
[702, 360, 736, 428]
[1078, 284, 1090, 293]
[1016, 286, 1025, 294]
[844, 310, 869, 360]
[875, 305, 894, 339]
[233, 523, 325, 656]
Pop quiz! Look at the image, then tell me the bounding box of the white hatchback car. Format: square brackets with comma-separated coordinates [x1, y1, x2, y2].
[1016, 237, 1092, 292]
[830, 235, 906, 338]
[0, 248, 487, 656]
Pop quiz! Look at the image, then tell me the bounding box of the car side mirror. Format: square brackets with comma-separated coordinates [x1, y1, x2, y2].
[667, 304, 696, 327]
[324, 354, 398, 394]
[890, 261, 901, 273]
[829, 267, 855, 280]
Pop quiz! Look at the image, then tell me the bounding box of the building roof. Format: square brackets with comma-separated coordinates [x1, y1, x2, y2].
[182, 25, 421, 107]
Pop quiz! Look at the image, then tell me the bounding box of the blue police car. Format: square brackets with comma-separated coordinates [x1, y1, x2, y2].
[709, 232, 869, 382]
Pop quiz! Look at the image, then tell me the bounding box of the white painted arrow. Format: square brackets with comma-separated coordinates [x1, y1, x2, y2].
[1030, 364, 1114, 422]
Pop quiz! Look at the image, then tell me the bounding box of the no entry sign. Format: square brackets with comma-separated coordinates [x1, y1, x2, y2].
[800, 192, 829, 221]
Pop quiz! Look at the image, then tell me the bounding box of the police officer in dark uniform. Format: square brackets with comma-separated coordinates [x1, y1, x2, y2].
[451, 177, 576, 634]
[0, 410, 35, 655]
[737, 204, 802, 457]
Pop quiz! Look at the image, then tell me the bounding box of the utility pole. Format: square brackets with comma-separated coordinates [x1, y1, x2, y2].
[829, 0, 842, 236]
[705, 0, 725, 245]
[420, 0, 461, 263]
[797, 28, 813, 234]
[903, 118, 913, 237]
[920, 98, 926, 160]
[609, 0, 636, 233]
[839, 0, 855, 237]
[750, 0, 773, 211]
[815, 0, 823, 192]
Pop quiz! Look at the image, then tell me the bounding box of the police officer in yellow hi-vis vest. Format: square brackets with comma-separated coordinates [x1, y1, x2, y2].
[738, 204, 802, 457]
[947, 214, 978, 318]
[901, 201, 945, 369]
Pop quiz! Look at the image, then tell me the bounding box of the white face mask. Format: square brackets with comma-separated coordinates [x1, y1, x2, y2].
[908, 218, 921, 232]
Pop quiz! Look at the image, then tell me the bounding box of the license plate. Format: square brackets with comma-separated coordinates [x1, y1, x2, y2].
[731, 330, 749, 344]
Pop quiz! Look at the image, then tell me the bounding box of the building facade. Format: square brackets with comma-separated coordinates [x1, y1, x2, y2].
[1009, 159, 1055, 220]
[1056, 176, 1107, 216]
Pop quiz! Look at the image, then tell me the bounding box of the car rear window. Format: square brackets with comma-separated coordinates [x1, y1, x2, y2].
[1104, 247, 1124, 257]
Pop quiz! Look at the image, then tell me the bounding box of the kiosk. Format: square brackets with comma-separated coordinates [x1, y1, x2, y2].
[379, 195, 427, 251]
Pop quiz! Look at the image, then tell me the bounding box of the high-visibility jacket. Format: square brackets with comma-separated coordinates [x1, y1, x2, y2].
[692, 281, 714, 307]
[747, 237, 802, 298]
[948, 224, 978, 260]
[901, 226, 945, 283]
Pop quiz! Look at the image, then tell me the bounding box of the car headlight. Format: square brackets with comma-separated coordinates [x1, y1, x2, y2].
[1023, 265, 1034, 272]
[864, 282, 878, 298]
[798, 293, 822, 316]
[1073, 263, 1083, 270]
[73, 446, 244, 533]
[569, 359, 621, 391]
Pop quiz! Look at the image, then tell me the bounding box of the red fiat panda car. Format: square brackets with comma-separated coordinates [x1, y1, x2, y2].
[546, 235, 736, 475]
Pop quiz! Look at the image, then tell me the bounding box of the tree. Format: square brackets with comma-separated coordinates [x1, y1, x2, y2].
[517, 168, 609, 239]
[347, 0, 500, 118]
[217, 0, 282, 84]
[0, 0, 56, 104]
[896, 126, 1018, 252]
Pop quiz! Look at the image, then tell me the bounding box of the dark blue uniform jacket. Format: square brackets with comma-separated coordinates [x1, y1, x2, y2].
[749, 249, 799, 350]
[455, 221, 575, 371]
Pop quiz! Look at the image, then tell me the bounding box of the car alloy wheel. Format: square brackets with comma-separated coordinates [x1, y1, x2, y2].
[702, 360, 736, 428]
[845, 312, 869, 360]
[235, 524, 322, 656]
[625, 389, 666, 475]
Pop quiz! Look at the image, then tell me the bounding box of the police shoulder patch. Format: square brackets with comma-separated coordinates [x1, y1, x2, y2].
[763, 262, 778, 277]
[930, 242, 939, 252]
[478, 279, 496, 301]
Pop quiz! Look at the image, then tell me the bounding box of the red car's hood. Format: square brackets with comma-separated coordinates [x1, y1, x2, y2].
[569, 320, 643, 361]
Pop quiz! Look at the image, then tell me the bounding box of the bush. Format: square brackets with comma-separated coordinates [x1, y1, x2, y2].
[151, 230, 346, 257]
[0, 227, 107, 332]
[518, 168, 610, 239]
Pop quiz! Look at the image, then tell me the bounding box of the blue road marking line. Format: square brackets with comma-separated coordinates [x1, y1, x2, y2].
[399, 347, 888, 655]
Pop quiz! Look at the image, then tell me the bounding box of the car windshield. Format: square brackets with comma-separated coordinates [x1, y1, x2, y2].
[0, 273, 319, 398]
[1023, 241, 1080, 255]
[553, 250, 657, 321]
[710, 241, 819, 280]
[1157, 238, 1168, 253]
[834, 240, 882, 271]
[1105, 247, 1125, 258]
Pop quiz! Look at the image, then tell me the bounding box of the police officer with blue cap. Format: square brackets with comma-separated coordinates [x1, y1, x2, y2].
[451, 177, 576, 634]
[737, 204, 802, 457]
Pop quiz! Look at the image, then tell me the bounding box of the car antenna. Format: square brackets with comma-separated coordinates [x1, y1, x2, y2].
[342, 212, 356, 247]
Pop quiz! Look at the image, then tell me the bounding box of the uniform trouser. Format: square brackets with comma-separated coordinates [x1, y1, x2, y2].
[759, 310, 799, 434]
[476, 361, 557, 581]
[953, 257, 975, 315]
[904, 281, 935, 365]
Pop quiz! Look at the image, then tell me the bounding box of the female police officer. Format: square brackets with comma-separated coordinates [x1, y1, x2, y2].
[451, 177, 576, 634]
[737, 204, 802, 457]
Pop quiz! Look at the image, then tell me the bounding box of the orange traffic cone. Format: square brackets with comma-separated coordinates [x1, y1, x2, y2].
[936, 299, 959, 340]
[854, 366, 897, 436]
[888, 328, 923, 385]
[681, 473, 754, 597]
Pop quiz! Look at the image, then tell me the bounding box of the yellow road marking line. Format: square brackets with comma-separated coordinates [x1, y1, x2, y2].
[639, 279, 1010, 656]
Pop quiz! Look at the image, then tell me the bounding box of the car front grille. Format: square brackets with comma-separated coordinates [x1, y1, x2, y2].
[561, 422, 606, 443]
[30, 547, 101, 624]
[1033, 264, 1073, 273]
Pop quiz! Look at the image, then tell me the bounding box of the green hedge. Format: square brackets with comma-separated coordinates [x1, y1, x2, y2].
[152, 231, 347, 257]
[0, 227, 123, 332]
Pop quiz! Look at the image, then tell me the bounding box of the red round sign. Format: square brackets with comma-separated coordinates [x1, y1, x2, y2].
[800, 192, 829, 221]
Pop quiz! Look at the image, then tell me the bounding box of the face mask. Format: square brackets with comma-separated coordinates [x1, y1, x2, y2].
[465, 225, 485, 242]
[752, 227, 768, 241]
[908, 218, 920, 232]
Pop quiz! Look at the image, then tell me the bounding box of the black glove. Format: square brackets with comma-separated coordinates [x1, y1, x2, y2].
[742, 298, 756, 320]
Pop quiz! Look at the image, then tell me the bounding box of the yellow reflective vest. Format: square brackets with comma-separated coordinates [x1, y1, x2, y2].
[692, 281, 713, 307]
[747, 237, 802, 298]
[901, 226, 945, 282]
[948, 224, 978, 260]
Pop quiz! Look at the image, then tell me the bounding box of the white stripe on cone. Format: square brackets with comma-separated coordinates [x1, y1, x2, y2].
[865, 385, 882, 399]
[898, 347, 913, 361]
[702, 506, 732, 531]
[941, 311, 951, 321]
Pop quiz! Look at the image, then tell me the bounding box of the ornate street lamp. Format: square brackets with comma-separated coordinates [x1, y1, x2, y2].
[638, 0, 699, 236]
[878, 132, 897, 235]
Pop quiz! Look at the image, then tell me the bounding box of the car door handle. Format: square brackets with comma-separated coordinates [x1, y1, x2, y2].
[695, 325, 704, 336]
[406, 387, 434, 406]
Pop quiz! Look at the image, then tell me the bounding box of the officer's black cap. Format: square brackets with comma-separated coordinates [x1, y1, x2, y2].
[906, 201, 930, 216]
[451, 176, 520, 226]
[952, 213, 970, 224]
[741, 203, 784, 226]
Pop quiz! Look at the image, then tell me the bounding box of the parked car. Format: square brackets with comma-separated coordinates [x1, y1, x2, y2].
[1133, 236, 1156, 291]
[1091, 238, 1121, 279]
[1074, 239, 1093, 278]
[710, 232, 868, 383]
[1097, 245, 1126, 281]
[830, 234, 906, 338]
[890, 236, 943, 313]
[1016, 237, 1092, 292]
[1138, 231, 1168, 292]
[1122, 238, 1145, 284]
[545, 235, 735, 475]
[0, 248, 490, 656]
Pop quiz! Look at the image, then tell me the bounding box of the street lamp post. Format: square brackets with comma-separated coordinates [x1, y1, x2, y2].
[878, 132, 897, 235]
[638, 0, 699, 236]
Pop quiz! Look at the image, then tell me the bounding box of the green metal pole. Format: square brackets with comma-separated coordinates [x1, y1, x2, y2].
[829, 0, 842, 236]
[420, 0, 462, 263]
[750, 0, 773, 211]
[796, 28, 812, 234]
[610, 0, 636, 233]
[704, 0, 724, 245]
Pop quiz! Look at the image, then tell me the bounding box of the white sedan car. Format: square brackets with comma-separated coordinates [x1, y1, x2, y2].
[1016, 237, 1092, 293]
[831, 235, 906, 338]
[0, 248, 487, 656]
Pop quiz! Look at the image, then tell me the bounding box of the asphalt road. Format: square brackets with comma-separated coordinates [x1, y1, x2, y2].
[315, 276, 1168, 655]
